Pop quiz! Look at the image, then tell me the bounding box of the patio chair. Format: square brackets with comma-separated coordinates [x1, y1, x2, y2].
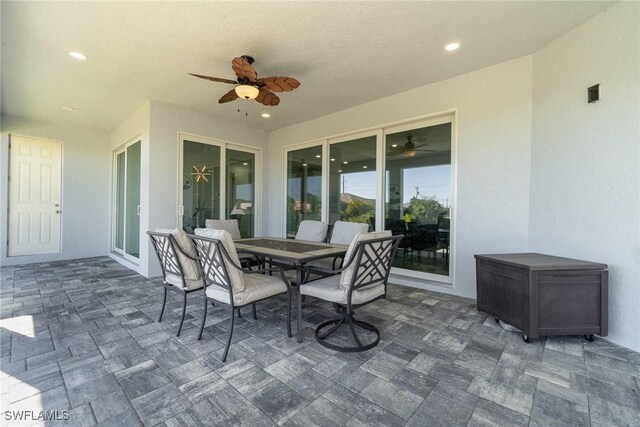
[294, 220, 328, 242]
[307, 221, 369, 273]
[189, 228, 292, 362]
[300, 231, 402, 352]
[205, 218, 259, 269]
[147, 229, 204, 337]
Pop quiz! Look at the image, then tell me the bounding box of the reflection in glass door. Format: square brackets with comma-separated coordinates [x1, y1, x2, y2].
[385, 122, 452, 276]
[182, 141, 221, 233]
[286, 145, 323, 237]
[226, 149, 255, 238]
[328, 135, 377, 229]
[113, 140, 141, 259]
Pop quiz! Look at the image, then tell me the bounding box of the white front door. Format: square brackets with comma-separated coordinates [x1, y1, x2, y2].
[8, 135, 62, 256]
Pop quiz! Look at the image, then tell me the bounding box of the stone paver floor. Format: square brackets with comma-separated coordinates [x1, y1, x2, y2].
[1, 257, 639, 426]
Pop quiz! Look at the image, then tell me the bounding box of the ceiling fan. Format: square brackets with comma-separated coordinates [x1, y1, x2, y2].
[189, 55, 300, 106]
[387, 135, 436, 158]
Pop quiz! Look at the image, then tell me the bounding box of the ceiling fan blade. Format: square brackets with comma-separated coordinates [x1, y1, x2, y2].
[232, 57, 258, 82]
[218, 89, 239, 104]
[258, 76, 301, 92]
[255, 87, 280, 106]
[189, 73, 237, 84]
[413, 143, 427, 150]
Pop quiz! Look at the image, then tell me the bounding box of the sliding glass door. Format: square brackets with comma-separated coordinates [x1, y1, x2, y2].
[286, 145, 323, 238]
[283, 115, 454, 282]
[328, 134, 377, 229]
[182, 140, 221, 233]
[179, 136, 260, 237]
[385, 122, 452, 277]
[113, 140, 141, 260]
[226, 148, 255, 238]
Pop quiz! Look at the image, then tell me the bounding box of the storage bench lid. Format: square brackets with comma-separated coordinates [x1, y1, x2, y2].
[474, 252, 607, 271]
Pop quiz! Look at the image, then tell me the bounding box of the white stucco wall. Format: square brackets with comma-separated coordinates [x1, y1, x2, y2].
[0, 114, 111, 266]
[267, 57, 534, 299]
[530, 2, 640, 351]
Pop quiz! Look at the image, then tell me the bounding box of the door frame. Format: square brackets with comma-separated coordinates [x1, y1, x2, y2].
[7, 134, 64, 256]
[111, 136, 141, 262]
[177, 132, 262, 236]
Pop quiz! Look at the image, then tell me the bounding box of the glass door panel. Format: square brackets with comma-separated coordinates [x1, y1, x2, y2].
[124, 142, 141, 257]
[112, 140, 141, 259]
[385, 123, 452, 276]
[226, 149, 255, 238]
[114, 151, 126, 251]
[183, 141, 221, 233]
[286, 145, 322, 238]
[328, 136, 376, 229]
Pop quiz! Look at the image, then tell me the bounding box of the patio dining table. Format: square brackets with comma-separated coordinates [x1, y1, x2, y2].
[235, 237, 349, 342]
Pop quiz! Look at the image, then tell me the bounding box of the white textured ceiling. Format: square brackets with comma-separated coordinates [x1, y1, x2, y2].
[1, 1, 613, 132]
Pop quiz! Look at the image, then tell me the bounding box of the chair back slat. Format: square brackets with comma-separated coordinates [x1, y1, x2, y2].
[148, 232, 184, 279]
[349, 235, 402, 291]
[189, 235, 233, 292]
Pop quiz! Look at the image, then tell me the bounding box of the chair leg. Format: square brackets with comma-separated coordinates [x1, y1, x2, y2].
[198, 297, 208, 340]
[346, 312, 363, 347]
[286, 289, 292, 338]
[211, 301, 215, 307]
[222, 305, 235, 362]
[177, 292, 187, 337]
[158, 286, 168, 322]
[252, 302, 257, 320]
[237, 308, 242, 319]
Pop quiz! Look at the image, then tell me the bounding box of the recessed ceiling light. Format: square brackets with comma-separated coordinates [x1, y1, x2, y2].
[391, 144, 398, 148]
[343, 161, 348, 164]
[302, 163, 308, 167]
[315, 155, 321, 158]
[61, 106, 75, 112]
[68, 51, 87, 60]
[363, 166, 368, 169]
[261, 113, 271, 118]
[338, 170, 342, 173]
[330, 158, 335, 162]
[445, 42, 460, 51]
[242, 162, 248, 166]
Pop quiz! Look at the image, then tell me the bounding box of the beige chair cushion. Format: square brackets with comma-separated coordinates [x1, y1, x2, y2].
[194, 228, 245, 293]
[205, 219, 242, 240]
[295, 220, 328, 242]
[205, 273, 287, 306]
[165, 273, 203, 291]
[300, 276, 385, 305]
[155, 228, 201, 281]
[340, 231, 392, 289]
[330, 221, 369, 245]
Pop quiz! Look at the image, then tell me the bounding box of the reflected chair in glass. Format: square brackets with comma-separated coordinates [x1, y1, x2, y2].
[300, 232, 402, 352]
[147, 230, 204, 337]
[189, 230, 292, 362]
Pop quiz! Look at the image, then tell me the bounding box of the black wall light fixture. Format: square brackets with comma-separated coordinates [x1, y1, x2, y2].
[588, 84, 600, 103]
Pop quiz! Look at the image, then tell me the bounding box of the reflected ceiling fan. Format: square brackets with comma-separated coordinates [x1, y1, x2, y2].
[189, 55, 300, 106]
[387, 136, 436, 158]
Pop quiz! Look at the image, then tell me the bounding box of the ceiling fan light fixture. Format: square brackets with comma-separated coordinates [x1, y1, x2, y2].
[405, 150, 417, 157]
[235, 84, 259, 100]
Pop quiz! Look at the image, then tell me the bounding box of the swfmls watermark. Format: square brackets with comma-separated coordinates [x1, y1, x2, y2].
[4, 410, 70, 421]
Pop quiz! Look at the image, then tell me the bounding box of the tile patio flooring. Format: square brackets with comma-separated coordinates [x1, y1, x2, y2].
[1, 257, 639, 426]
